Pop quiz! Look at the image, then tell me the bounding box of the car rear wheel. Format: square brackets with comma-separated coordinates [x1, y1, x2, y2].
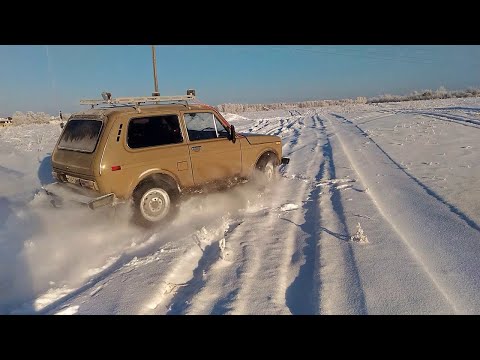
[132, 180, 178, 228]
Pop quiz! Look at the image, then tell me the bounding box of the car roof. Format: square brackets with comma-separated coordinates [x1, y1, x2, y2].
[71, 103, 220, 123]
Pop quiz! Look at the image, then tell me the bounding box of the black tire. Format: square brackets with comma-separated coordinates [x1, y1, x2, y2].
[131, 180, 179, 228]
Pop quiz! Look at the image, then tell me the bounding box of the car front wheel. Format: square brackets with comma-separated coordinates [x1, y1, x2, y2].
[254, 155, 279, 186]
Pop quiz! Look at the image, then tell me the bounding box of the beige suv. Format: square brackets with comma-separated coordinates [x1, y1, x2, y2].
[44, 93, 289, 227]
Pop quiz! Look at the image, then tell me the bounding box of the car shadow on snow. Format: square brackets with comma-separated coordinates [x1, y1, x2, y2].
[37, 154, 54, 186]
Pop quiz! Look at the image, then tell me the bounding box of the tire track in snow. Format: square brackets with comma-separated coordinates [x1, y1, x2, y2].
[363, 108, 480, 129]
[162, 220, 244, 315]
[183, 115, 322, 314]
[327, 112, 457, 312]
[223, 209, 290, 314]
[138, 217, 233, 315]
[227, 116, 320, 314]
[183, 217, 263, 315]
[403, 110, 480, 129]
[315, 116, 367, 314]
[327, 112, 480, 313]
[273, 115, 325, 312]
[225, 114, 366, 314]
[245, 115, 304, 148]
[320, 126, 454, 314]
[330, 113, 480, 233]
[285, 114, 367, 315]
[284, 115, 324, 314]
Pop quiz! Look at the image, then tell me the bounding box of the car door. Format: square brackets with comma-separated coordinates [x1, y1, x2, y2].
[119, 113, 195, 191]
[183, 111, 241, 185]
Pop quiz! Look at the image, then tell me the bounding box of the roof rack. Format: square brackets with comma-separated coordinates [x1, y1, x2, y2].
[80, 94, 199, 112]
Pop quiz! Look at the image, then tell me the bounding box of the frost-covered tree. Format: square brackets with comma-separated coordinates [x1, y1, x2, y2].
[367, 86, 480, 104]
[10, 111, 68, 125]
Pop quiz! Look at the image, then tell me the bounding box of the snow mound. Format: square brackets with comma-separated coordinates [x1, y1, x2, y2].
[350, 223, 369, 244]
[55, 305, 79, 315]
[280, 203, 299, 211]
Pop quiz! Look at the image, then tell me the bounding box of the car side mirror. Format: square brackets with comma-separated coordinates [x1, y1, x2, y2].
[230, 125, 236, 143]
[60, 122, 64, 129]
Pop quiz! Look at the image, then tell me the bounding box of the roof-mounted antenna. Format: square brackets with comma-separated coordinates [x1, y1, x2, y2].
[151, 45, 160, 97]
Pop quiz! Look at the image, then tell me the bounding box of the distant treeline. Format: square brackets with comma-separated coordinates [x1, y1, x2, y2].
[216, 97, 368, 113]
[216, 87, 480, 113]
[3, 87, 480, 123]
[367, 86, 480, 103]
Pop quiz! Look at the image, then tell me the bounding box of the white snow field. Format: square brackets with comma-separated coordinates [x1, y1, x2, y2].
[1, 97, 480, 315]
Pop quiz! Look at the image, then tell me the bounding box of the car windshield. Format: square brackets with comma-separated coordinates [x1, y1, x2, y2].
[58, 119, 103, 153]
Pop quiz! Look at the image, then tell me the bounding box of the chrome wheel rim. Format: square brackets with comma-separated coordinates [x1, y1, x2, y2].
[140, 188, 171, 222]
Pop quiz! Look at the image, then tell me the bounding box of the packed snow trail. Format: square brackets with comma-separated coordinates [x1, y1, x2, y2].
[326, 112, 480, 313]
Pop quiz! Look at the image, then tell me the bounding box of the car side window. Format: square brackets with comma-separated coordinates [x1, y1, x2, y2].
[184, 112, 229, 141]
[215, 117, 229, 138]
[127, 114, 183, 149]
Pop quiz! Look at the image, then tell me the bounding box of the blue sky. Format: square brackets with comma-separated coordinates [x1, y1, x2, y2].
[0, 45, 479, 116]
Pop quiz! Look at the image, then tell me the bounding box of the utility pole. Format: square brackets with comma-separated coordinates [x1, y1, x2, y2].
[151, 45, 160, 96]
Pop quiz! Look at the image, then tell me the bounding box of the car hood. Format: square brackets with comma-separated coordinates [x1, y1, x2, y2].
[240, 133, 280, 145]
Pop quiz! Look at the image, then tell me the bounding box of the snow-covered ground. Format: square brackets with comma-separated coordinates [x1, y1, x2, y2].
[1, 97, 480, 314]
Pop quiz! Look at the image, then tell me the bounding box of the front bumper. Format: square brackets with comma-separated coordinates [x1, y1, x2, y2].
[281, 157, 290, 165]
[42, 182, 116, 210]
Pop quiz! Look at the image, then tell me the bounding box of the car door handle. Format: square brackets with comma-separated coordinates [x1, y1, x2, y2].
[191, 146, 202, 152]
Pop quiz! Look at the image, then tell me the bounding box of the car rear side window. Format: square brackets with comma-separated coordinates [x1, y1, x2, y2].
[58, 119, 103, 153]
[127, 115, 183, 149]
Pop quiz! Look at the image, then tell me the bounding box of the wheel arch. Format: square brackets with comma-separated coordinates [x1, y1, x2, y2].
[129, 169, 180, 198]
[254, 149, 281, 170]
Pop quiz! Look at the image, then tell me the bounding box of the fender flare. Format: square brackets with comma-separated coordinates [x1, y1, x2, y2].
[254, 149, 280, 169]
[128, 169, 180, 198]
